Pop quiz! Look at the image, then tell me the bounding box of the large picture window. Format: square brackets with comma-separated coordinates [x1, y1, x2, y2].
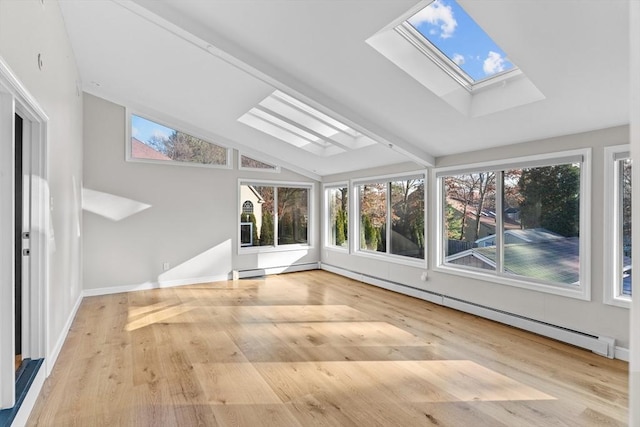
[356, 175, 425, 261]
[239, 181, 311, 250]
[604, 146, 632, 306]
[129, 114, 229, 167]
[438, 150, 589, 298]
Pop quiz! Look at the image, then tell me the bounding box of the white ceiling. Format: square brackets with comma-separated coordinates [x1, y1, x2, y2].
[59, 0, 630, 178]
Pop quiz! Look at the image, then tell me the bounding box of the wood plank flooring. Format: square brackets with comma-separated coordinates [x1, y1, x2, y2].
[27, 270, 628, 426]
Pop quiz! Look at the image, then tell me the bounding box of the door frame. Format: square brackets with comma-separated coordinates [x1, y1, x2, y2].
[0, 56, 49, 409]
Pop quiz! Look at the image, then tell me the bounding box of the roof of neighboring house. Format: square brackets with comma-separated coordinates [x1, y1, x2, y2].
[449, 237, 580, 285]
[131, 138, 171, 161]
[475, 228, 563, 246]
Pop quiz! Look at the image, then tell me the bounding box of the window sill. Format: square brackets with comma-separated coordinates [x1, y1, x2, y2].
[603, 295, 631, 309]
[239, 244, 312, 255]
[434, 264, 590, 301]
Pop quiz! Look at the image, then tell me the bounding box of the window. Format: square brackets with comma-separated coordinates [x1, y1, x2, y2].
[438, 150, 590, 298]
[604, 146, 632, 306]
[239, 181, 312, 250]
[356, 175, 425, 261]
[404, 0, 517, 87]
[325, 185, 348, 249]
[129, 114, 229, 167]
[239, 154, 280, 172]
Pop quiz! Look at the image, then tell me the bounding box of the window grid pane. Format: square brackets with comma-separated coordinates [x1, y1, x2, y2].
[390, 179, 425, 259]
[619, 158, 632, 296]
[359, 183, 387, 253]
[503, 165, 580, 285]
[327, 187, 348, 248]
[443, 173, 497, 271]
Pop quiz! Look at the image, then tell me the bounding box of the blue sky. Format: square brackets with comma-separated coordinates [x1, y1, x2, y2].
[408, 0, 514, 82]
[131, 114, 174, 144]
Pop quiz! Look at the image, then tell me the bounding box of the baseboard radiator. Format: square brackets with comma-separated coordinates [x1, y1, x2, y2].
[235, 262, 320, 279]
[320, 263, 616, 359]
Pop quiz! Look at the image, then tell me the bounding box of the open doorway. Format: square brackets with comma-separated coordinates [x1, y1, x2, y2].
[14, 113, 24, 372]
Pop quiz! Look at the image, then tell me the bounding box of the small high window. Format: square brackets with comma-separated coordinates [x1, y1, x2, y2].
[239, 154, 279, 172]
[129, 114, 228, 167]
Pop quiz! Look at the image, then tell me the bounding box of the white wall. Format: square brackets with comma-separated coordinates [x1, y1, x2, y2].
[322, 126, 631, 348]
[83, 93, 320, 292]
[0, 0, 83, 365]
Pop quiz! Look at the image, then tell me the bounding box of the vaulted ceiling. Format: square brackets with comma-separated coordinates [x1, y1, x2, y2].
[59, 0, 630, 178]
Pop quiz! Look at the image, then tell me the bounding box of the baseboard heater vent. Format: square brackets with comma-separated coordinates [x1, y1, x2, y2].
[320, 263, 615, 359]
[236, 262, 319, 279]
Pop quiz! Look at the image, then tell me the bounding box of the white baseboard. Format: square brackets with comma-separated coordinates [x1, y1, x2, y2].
[10, 366, 45, 427]
[320, 263, 625, 361]
[82, 274, 231, 297]
[47, 292, 83, 376]
[83, 263, 320, 297]
[614, 346, 630, 362]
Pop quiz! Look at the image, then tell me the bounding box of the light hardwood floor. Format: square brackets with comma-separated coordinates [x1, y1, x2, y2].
[28, 270, 628, 426]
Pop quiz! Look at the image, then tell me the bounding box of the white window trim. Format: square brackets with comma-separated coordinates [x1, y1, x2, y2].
[434, 148, 591, 301]
[238, 178, 315, 254]
[238, 152, 281, 173]
[352, 170, 427, 268]
[125, 109, 232, 169]
[322, 182, 349, 252]
[604, 144, 632, 308]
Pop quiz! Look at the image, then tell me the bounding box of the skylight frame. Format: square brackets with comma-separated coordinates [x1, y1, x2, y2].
[397, 6, 522, 92]
[238, 90, 377, 157]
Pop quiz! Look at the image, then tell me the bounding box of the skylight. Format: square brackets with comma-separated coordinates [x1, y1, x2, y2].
[238, 90, 376, 157]
[402, 0, 517, 87]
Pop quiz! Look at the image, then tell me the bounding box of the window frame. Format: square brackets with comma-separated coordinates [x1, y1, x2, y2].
[396, 21, 521, 92]
[603, 144, 632, 308]
[323, 182, 350, 252]
[352, 171, 427, 267]
[434, 149, 591, 300]
[126, 109, 232, 169]
[238, 179, 315, 254]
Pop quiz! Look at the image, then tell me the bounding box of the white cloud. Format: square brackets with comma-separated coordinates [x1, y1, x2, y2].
[408, 0, 457, 39]
[452, 53, 465, 66]
[152, 129, 170, 140]
[132, 126, 139, 138]
[483, 51, 506, 75]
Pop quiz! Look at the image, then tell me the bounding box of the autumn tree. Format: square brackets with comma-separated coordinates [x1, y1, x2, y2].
[149, 130, 226, 164]
[444, 172, 496, 243]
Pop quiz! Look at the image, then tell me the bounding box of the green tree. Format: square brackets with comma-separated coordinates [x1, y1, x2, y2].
[446, 204, 463, 239]
[362, 214, 378, 250]
[518, 164, 580, 237]
[335, 208, 346, 246]
[260, 213, 274, 246]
